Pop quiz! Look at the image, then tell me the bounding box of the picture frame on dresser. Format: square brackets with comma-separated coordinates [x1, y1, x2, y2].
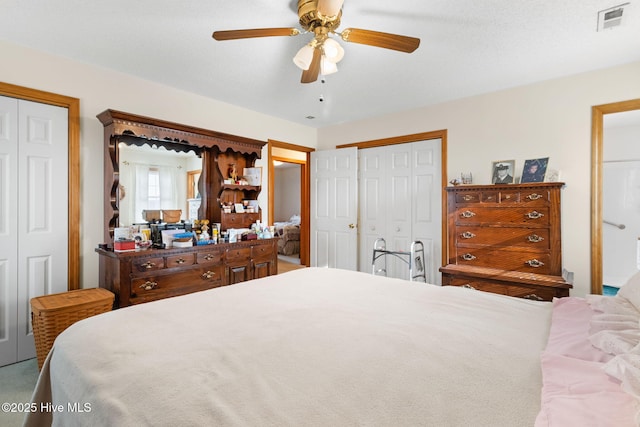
[521, 157, 549, 183]
[491, 160, 515, 184]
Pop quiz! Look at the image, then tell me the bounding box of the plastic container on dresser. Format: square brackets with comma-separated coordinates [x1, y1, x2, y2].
[439, 182, 572, 301]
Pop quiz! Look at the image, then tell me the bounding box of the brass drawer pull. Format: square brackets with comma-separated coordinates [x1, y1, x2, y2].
[523, 293, 544, 301]
[460, 231, 476, 239]
[462, 284, 477, 290]
[202, 271, 216, 280]
[525, 259, 545, 268]
[203, 254, 215, 261]
[461, 253, 476, 261]
[141, 261, 156, 269]
[140, 281, 158, 291]
[526, 193, 543, 200]
[525, 211, 544, 219]
[460, 210, 476, 218]
[463, 195, 474, 201]
[174, 258, 186, 264]
[527, 234, 545, 243]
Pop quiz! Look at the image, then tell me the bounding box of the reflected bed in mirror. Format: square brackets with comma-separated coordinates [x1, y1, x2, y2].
[118, 143, 201, 226]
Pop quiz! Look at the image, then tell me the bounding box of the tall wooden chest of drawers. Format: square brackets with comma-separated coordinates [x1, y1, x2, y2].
[439, 182, 571, 301]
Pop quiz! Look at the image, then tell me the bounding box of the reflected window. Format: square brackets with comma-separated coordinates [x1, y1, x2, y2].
[147, 167, 161, 209]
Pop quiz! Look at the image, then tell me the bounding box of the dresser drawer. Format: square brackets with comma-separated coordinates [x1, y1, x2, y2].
[455, 207, 550, 225]
[222, 212, 260, 229]
[447, 277, 557, 301]
[166, 253, 195, 269]
[226, 247, 251, 263]
[251, 243, 274, 262]
[454, 247, 552, 274]
[448, 277, 509, 295]
[129, 266, 224, 304]
[454, 226, 550, 249]
[519, 189, 550, 205]
[196, 250, 223, 265]
[132, 256, 165, 272]
[505, 284, 556, 301]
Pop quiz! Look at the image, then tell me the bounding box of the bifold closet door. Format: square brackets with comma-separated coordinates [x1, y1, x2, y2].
[0, 96, 69, 367]
[358, 139, 441, 283]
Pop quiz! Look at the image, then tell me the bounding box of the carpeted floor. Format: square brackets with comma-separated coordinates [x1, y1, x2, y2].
[603, 285, 620, 296]
[0, 357, 39, 427]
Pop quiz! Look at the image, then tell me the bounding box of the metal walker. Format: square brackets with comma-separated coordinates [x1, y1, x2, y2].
[372, 238, 427, 282]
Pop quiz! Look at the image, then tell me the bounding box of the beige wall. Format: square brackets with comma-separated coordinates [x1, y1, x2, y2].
[318, 61, 640, 296]
[1, 40, 317, 288]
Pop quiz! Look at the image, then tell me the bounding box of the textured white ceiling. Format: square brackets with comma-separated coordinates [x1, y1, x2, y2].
[1, 0, 638, 127]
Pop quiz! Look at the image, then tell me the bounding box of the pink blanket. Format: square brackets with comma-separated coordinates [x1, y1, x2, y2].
[535, 297, 639, 426]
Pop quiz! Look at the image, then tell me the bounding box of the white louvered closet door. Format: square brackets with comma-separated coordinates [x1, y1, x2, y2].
[0, 97, 69, 367]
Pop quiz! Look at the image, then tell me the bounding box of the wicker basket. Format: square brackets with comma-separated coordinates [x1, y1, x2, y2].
[162, 209, 182, 223]
[30, 288, 114, 370]
[142, 210, 161, 222]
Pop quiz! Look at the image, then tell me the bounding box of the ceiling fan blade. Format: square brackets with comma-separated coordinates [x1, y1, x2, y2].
[212, 28, 300, 41]
[340, 28, 420, 53]
[301, 48, 322, 84]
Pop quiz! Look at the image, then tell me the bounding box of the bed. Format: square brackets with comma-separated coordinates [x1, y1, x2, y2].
[25, 268, 640, 426]
[274, 215, 300, 255]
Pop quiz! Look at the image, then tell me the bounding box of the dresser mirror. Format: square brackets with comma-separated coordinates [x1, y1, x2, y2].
[117, 142, 202, 226]
[99, 109, 266, 244]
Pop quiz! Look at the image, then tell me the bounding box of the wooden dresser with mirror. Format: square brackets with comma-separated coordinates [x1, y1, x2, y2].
[96, 110, 278, 307]
[439, 182, 572, 301]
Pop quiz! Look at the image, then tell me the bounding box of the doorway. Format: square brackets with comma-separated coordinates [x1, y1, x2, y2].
[268, 140, 314, 266]
[591, 99, 640, 294]
[273, 160, 302, 265]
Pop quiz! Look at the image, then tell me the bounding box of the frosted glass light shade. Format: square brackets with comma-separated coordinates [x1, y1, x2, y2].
[293, 44, 315, 70]
[317, 0, 344, 17]
[320, 58, 338, 75]
[323, 38, 344, 63]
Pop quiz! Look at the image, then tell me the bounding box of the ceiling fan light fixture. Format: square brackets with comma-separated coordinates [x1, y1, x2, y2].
[317, 0, 344, 18]
[320, 57, 338, 75]
[293, 44, 316, 70]
[322, 38, 344, 63]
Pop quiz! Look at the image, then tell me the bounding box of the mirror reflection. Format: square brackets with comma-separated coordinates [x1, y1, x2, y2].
[118, 143, 201, 226]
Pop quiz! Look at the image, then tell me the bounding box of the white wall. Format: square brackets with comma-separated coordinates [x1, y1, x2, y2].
[274, 165, 301, 222]
[1, 40, 317, 289]
[318, 61, 640, 297]
[4, 36, 640, 296]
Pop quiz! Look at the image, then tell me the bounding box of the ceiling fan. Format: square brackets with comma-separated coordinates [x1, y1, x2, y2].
[212, 0, 420, 84]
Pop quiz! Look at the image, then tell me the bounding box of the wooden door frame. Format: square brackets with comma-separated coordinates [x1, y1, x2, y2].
[0, 82, 80, 290]
[337, 129, 449, 268]
[267, 140, 314, 266]
[591, 99, 640, 294]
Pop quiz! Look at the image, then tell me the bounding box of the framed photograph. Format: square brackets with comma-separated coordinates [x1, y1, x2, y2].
[521, 157, 549, 183]
[491, 160, 515, 184]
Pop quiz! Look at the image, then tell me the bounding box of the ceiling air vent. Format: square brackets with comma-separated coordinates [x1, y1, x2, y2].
[597, 3, 630, 31]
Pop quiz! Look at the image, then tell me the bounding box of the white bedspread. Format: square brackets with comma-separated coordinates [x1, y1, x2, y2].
[25, 267, 552, 427]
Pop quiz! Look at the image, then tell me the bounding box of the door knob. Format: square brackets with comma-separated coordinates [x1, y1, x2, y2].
[349, 223, 356, 229]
